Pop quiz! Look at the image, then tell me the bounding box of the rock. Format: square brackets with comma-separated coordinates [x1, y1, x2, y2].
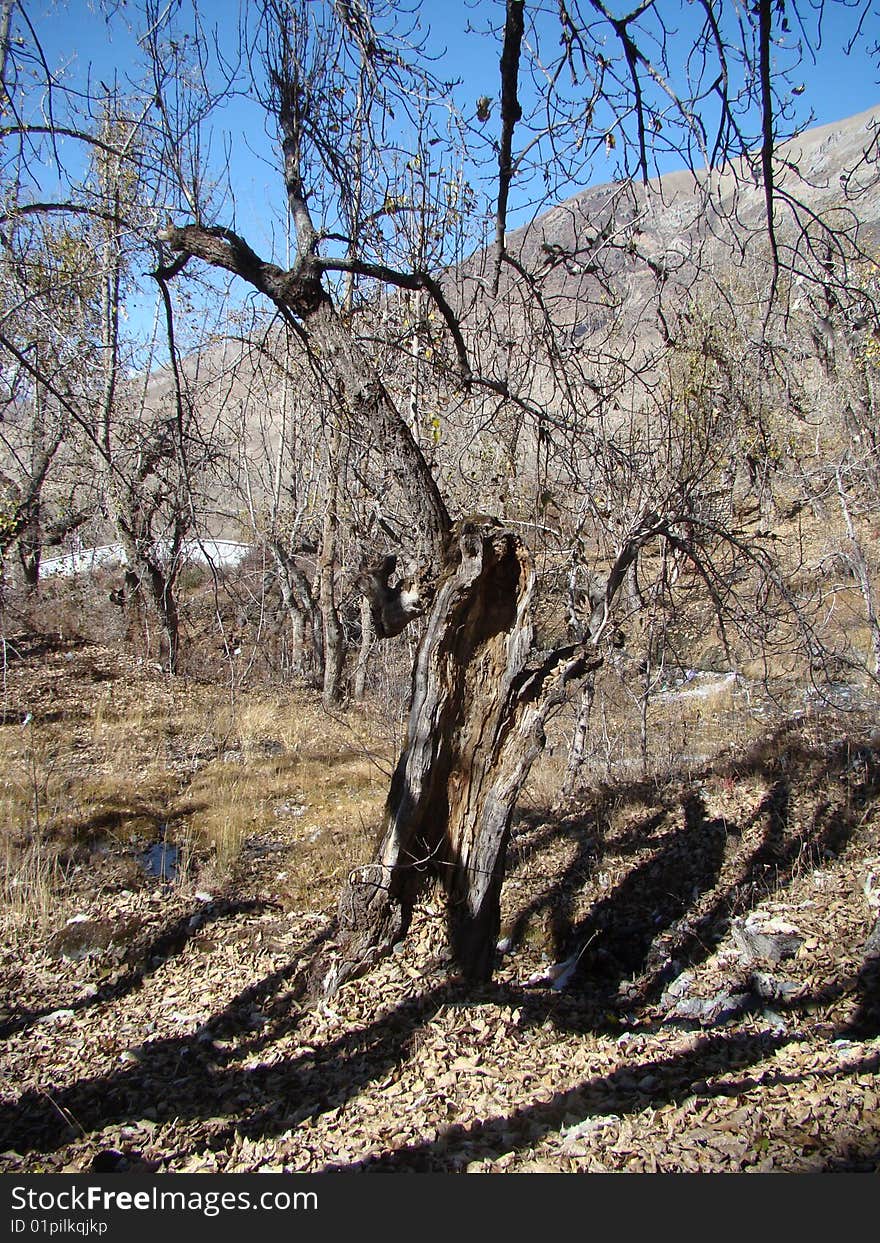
[48, 919, 115, 961]
[37, 1009, 75, 1025]
[47, 915, 142, 961]
[660, 969, 696, 1007]
[731, 913, 805, 963]
[761, 1008, 787, 1033]
[665, 990, 752, 1026]
[90, 1149, 128, 1173]
[863, 916, 880, 959]
[749, 972, 801, 1002]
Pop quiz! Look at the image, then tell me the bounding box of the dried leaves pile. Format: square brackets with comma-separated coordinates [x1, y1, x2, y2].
[1, 640, 879, 1173]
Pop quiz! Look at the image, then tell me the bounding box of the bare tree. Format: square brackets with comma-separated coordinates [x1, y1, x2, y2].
[0, 4, 237, 666]
[151, 0, 880, 992]
[8, 0, 875, 988]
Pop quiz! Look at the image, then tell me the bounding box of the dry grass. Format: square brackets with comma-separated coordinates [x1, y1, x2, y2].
[1, 620, 876, 940]
[1, 833, 68, 939]
[0, 642, 392, 928]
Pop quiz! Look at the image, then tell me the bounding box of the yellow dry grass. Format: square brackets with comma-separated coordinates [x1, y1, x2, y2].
[0, 647, 392, 925]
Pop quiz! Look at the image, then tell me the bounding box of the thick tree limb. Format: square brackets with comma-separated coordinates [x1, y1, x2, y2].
[157, 220, 452, 569]
[156, 222, 325, 314]
[318, 255, 472, 385]
[757, 0, 780, 282]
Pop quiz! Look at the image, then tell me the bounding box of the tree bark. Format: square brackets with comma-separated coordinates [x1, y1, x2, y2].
[270, 542, 324, 680]
[319, 422, 345, 708]
[836, 467, 880, 680]
[353, 592, 373, 700]
[309, 517, 602, 999]
[561, 673, 596, 802]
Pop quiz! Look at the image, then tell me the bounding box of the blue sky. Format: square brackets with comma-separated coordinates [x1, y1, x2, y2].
[37, 1, 880, 204]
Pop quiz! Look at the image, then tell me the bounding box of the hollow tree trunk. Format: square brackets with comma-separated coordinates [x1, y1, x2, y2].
[310, 519, 530, 995]
[309, 518, 601, 999]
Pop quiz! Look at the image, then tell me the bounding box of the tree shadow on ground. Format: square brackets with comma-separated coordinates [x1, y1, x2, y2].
[328, 1034, 879, 1168]
[323, 1026, 880, 1172]
[843, 946, 880, 1039]
[0, 898, 274, 1041]
[3, 720, 878, 1169]
[0, 969, 453, 1156]
[503, 798, 667, 961]
[503, 723, 877, 1012]
[3, 905, 875, 1171]
[0, 633, 87, 664]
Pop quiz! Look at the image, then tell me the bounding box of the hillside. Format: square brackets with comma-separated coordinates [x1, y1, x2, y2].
[454, 106, 880, 378]
[125, 106, 880, 542]
[1, 637, 879, 1173]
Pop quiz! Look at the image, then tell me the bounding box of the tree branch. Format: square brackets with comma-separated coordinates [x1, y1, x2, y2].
[493, 0, 524, 296]
[318, 254, 472, 385]
[757, 0, 780, 284]
[156, 221, 324, 314]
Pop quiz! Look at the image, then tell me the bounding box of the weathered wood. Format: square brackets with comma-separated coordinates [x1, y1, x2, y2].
[310, 516, 604, 998]
[311, 518, 532, 995]
[355, 554, 424, 639]
[311, 518, 543, 995]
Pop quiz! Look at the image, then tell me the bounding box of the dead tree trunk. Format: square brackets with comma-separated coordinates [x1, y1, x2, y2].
[152, 225, 608, 996]
[312, 518, 531, 994]
[310, 517, 601, 998]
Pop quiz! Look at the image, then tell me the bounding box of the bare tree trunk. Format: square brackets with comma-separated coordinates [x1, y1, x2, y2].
[310, 518, 601, 998]
[319, 422, 345, 708]
[561, 674, 596, 802]
[115, 520, 182, 674]
[836, 468, 880, 680]
[353, 591, 372, 700]
[271, 543, 323, 680]
[287, 604, 306, 674]
[145, 559, 181, 675]
[16, 501, 40, 593]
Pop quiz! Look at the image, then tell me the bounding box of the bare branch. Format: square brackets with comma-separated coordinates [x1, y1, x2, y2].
[493, 0, 524, 296]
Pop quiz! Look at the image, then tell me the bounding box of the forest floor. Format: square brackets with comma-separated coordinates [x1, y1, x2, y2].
[1, 635, 879, 1174]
